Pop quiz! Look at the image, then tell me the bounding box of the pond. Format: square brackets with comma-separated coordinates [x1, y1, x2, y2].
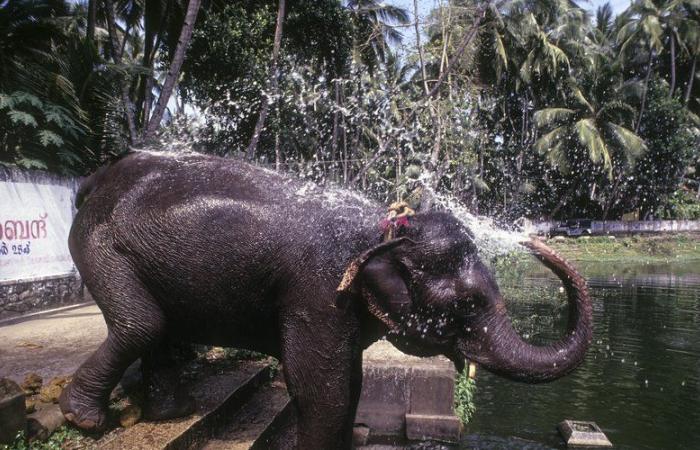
[464, 260, 700, 450]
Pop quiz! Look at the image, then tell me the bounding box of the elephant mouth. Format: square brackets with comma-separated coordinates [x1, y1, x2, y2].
[446, 347, 469, 373]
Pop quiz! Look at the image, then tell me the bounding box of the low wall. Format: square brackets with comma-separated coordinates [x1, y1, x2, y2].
[0, 167, 84, 320]
[0, 274, 84, 320]
[533, 220, 700, 235]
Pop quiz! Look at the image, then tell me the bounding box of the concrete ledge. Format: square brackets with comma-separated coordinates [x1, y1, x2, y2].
[0, 301, 95, 327]
[356, 341, 460, 444]
[405, 414, 461, 443]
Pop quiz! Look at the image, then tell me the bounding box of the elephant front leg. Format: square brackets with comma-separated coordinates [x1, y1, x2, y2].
[280, 320, 362, 450]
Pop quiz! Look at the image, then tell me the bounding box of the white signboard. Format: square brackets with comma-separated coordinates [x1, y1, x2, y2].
[0, 181, 76, 282]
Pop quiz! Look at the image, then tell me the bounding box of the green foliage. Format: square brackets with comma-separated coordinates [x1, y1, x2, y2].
[454, 368, 477, 425]
[181, 0, 353, 155]
[1, 426, 85, 450]
[622, 82, 698, 217]
[658, 189, 700, 219]
[0, 0, 132, 174]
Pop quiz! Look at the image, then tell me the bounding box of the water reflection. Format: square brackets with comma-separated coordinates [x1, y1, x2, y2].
[465, 261, 700, 450]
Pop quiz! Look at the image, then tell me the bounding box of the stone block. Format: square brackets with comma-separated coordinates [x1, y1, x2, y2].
[405, 413, 461, 443]
[356, 341, 460, 443]
[409, 367, 455, 416]
[0, 378, 26, 444]
[558, 420, 612, 447]
[355, 364, 410, 435]
[353, 425, 371, 446]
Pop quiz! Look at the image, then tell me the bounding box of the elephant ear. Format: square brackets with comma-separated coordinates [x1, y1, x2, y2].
[337, 237, 414, 332]
[337, 237, 413, 293]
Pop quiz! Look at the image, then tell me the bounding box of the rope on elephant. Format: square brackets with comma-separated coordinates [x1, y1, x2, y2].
[380, 201, 415, 241]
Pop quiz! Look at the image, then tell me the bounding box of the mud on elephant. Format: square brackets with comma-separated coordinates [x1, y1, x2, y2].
[60, 151, 592, 449]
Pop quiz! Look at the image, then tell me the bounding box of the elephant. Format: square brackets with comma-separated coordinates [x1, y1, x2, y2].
[59, 151, 592, 449]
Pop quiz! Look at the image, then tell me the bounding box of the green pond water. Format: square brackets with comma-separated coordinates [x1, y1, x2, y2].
[463, 260, 700, 450]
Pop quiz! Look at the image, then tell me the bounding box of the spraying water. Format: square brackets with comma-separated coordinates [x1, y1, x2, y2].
[418, 173, 532, 259]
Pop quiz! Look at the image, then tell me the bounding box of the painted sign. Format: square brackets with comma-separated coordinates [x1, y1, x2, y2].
[0, 180, 76, 281]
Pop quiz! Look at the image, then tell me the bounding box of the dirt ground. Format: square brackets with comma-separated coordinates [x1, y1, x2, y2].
[0, 304, 106, 384]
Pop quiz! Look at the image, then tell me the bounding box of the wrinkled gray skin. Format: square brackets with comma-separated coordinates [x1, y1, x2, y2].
[59, 151, 592, 449]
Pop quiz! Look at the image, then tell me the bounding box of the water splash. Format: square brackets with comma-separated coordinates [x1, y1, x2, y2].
[420, 176, 532, 258]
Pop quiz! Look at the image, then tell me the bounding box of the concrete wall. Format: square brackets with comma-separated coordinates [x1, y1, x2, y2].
[0, 167, 84, 320]
[533, 220, 700, 236]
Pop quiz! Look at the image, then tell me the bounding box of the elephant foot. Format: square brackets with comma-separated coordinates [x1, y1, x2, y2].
[59, 382, 108, 432]
[143, 388, 196, 421]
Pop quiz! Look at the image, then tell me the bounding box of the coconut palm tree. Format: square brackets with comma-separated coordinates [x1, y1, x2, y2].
[345, 0, 410, 70]
[617, 0, 672, 130]
[533, 85, 646, 180]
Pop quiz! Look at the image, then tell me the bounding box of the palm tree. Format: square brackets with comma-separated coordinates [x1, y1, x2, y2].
[345, 0, 410, 70]
[0, 0, 134, 172]
[533, 85, 646, 181]
[678, 0, 700, 105]
[143, 0, 202, 139]
[617, 0, 671, 130]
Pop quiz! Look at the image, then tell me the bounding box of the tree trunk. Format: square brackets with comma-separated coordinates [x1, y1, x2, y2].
[104, 0, 138, 145]
[87, 0, 97, 43]
[246, 0, 286, 160]
[414, 0, 429, 95]
[275, 131, 282, 171]
[635, 48, 654, 133]
[144, 0, 202, 140]
[139, 2, 171, 127]
[331, 79, 340, 182]
[684, 54, 697, 105]
[670, 34, 676, 97]
[427, 7, 486, 99]
[119, 23, 131, 59]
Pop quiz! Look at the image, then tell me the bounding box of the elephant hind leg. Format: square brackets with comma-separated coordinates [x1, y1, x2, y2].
[141, 340, 196, 421]
[59, 274, 167, 431]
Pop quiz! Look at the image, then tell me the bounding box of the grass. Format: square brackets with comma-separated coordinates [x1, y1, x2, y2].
[537, 233, 700, 263]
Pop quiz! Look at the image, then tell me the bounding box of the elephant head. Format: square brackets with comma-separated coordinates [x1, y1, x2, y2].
[339, 211, 593, 383]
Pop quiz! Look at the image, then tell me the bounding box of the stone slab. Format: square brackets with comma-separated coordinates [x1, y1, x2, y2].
[405, 414, 461, 443]
[0, 378, 25, 444]
[558, 420, 613, 448]
[409, 368, 455, 416]
[355, 363, 411, 435]
[97, 360, 272, 450]
[201, 376, 290, 450]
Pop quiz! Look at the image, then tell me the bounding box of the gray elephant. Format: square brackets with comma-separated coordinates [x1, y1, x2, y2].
[59, 151, 592, 449]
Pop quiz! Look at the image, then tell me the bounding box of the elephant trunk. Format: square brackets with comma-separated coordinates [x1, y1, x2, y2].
[470, 239, 593, 383]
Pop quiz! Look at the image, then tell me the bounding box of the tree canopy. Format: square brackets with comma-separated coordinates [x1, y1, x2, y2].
[1, 0, 698, 219]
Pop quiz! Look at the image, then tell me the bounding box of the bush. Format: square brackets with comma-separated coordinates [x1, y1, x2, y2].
[454, 368, 477, 425]
[657, 189, 700, 219]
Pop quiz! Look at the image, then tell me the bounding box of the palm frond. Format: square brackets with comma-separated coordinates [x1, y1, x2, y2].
[606, 122, 647, 163]
[533, 108, 575, 127]
[575, 118, 612, 178]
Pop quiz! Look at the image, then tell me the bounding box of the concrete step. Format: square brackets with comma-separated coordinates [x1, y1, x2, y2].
[97, 360, 273, 450]
[200, 376, 292, 450]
